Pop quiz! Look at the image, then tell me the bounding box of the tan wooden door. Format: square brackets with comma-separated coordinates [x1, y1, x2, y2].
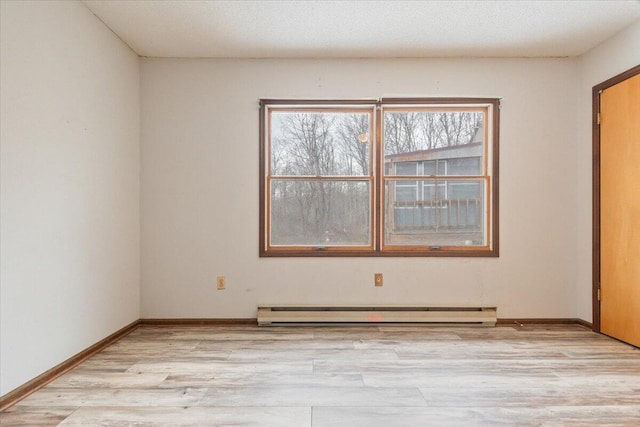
[600, 72, 640, 347]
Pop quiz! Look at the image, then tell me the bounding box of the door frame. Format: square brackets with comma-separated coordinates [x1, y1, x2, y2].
[592, 64, 640, 332]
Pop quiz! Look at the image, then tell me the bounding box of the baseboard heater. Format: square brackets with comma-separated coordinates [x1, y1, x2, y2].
[257, 305, 497, 326]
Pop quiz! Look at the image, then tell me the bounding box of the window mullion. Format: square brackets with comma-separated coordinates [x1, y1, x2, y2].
[375, 102, 383, 252]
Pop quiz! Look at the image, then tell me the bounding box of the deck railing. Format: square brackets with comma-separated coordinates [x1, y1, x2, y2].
[391, 198, 482, 232]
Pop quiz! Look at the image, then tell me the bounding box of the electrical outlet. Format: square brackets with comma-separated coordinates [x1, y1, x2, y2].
[217, 276, 226, 290]
[374, 273, 383, 287]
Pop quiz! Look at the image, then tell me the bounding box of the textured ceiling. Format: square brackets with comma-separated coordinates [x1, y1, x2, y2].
[82, 0, 640, 58]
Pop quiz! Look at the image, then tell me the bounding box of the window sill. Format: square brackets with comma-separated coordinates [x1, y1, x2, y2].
[260, 247, 498, 257]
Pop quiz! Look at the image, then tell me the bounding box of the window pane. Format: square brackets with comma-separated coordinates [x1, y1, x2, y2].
[395, 184, 418, 202]
[422, 181, 446, 200]
[384, 111, 484, 176]
[271, 180, 370, 246]
[385, 179, 485, 246]
[437, 160, 447, 174]
[271, 111, 371, 176]
[423, 160, 436, 175]
[394, 161, 417, 175]
[447, 157, 481, 175]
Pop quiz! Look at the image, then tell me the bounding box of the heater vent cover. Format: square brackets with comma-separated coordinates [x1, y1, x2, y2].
[257, 305, 497, 326]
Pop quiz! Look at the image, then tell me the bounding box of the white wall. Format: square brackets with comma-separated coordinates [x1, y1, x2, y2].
[141, 58, 581, 319]
[0, 1, 140, 395]
[575, 20, 640, 322]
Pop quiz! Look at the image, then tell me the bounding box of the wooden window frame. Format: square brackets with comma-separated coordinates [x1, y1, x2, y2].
[259, 97, 500, 257]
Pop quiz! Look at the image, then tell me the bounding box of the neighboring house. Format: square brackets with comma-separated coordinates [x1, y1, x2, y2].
[384, 126, 485, 244]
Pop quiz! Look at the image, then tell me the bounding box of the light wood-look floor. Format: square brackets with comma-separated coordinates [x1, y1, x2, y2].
[2, 324, 640, 426]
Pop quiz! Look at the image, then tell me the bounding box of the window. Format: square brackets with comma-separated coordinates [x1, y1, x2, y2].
[260, 98, 499, 257]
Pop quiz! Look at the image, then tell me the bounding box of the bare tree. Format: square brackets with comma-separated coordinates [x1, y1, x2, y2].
[336, 113, 370, 232]
[416, 113, 441, 150]
[337, 113, 369, 175]
[437, 112, 482, 146]
[385, 111, 482, 154]
[384, 112, 420, 155]
[271, 113, 338, 242]
[277, 113, 337, 175]
[269, 112, 373, 245]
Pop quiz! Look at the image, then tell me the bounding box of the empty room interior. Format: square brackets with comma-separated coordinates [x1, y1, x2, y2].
[1, 0, 639, 425]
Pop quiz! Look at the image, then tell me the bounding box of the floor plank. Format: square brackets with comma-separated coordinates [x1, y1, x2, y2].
[199, 386, 427, 407]
[58, 407, 311, 426]
[15, 387, 207, 407]
[312, 405, 640, 427]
